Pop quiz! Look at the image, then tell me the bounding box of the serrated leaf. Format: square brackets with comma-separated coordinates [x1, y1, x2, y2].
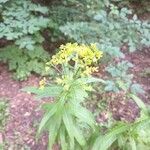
[29, 4, 49, 14]
[131, 84, 144, 94]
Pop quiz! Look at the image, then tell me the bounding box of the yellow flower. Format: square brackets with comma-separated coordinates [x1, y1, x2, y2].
[56, 77, 63, 85]
[39, 77, 46, 90]
[82, 66, 99, 76]
[53, 43, 102, 63]
[50, 43, 103, 76]
[64, 85, 69, 91]
[45, 66, 50, 72]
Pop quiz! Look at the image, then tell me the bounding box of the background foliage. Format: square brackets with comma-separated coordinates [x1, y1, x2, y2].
[0, 45, 50, 80]
[0, 0, 49, 50]
[0, 0, 150, 149]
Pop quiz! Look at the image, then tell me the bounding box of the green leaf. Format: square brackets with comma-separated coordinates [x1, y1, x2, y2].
[73, 126, 86, 146]
[37, 103, 58, 135]
[117, 80, 128, 91]
[117, 136, 125, 148]
[48, 115, 61, 150]
[22, 85, 62, 99]
[92, 123, 128, 150]
[129, 94, 147, 113]
[92, 134, 116, 150]
[129, 137, 137, 150]
[72, 106, 95, 129]
[29, 4, 49, 14]
[131, 84, 144, 94]
[133, 118, 150, 131]
[63, 109, 75, 149]
[72, 87, 88, 103]
[48, 121, 57, 150]
[42, 103, 54, 111]
[60, 127, 68, 150]
[0, 0, 9, 3]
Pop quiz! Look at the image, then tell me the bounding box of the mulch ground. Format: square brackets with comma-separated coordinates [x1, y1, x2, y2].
[0, 64, 48, 150]
[0, 48, 149, 150]
[127, 48, 150, 104]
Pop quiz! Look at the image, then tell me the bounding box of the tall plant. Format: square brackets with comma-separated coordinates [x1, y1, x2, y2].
[24, 43, 105, 150]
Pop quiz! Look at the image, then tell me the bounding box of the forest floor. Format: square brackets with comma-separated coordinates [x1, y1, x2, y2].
[0, 47, 149, 150]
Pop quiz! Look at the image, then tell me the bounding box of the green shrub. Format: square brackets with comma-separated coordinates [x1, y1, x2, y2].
[60, 5, 150, 54]
[0, 0, 49, 50]
[105, 61, 144, 93]
[59, 1, 149, 98]
[0, 45, 50, 80]
[44, 0, 98, 42]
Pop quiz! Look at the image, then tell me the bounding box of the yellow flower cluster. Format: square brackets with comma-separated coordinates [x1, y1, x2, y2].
[39, 77, 46, 90]
[82, 66, 99, 76]
[50, 43, 103, 76]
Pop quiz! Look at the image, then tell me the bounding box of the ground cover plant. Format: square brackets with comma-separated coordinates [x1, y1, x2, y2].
[0, 0, 150, 150]
[0, 98, 9, 131]
[0, 45, 50, 80]
[0, 98, 9, 150]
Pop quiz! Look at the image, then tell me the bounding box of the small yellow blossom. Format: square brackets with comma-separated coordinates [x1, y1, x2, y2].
[82, 66, 99, 76]
[64, 85, 69, 91]
[56, 77, 63, 84]
[45, 66, 50, 72]
[39, 77, 46, 90]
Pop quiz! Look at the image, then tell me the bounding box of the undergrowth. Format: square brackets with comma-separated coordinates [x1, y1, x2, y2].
[0, 45, 50, 80]
[0, 0, 49, 50]
[0, 98, 9, 131]
[0, 98, 9, 150]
